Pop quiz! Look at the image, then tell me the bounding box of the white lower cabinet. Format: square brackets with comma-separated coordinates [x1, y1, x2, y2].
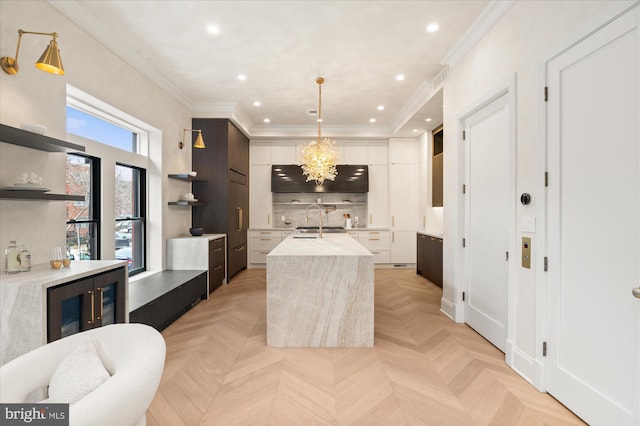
[390, 230, 417, 264]
[248, 230, 282, 265]
[352, 230, 391, 264]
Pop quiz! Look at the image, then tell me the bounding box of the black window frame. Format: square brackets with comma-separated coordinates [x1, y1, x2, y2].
[65, 153, 101, 260]
[115, 163, 146, 276]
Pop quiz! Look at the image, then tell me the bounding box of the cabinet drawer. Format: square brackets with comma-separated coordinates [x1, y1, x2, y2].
[209, 237, 224, 251]
[250, 236, 281, 251]
[249, 249, 272, 264]
[210, 264, 225, 292]
[249, 230, 281, 238]
[359, 234, 390, 251]
[369, 250, 390, 264]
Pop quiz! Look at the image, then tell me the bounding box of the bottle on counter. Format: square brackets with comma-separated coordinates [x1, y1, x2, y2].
[5, 240, 21, 274]
[20, 244, 31, 272]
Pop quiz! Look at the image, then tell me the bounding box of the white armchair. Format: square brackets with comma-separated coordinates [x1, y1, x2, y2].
[0, 323, 166, 426]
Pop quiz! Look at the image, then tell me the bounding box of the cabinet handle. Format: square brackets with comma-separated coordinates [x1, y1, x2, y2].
[87, 290, 94, 324]
[260, 232, 271, 235]
[392, 216, 395, 226]
[268, 214, 270, 225]
[260, 251, 269, 254]
[260, 238, 272, 241]
[369, 238, 380, 241]
[392, 232, 395, 243]
[421, 235, 427, 239]
[368, 231, 380, 235]
[213, 247, 222, 252]
[371, 251, 380, 254]
[96, 288, 103, 320]
[214, 238, 223, 243]
[214, 265, 222, 271]
[237, 208, 243, 231]
[234, 246, 245, 252]
[423, 216, 426, 228]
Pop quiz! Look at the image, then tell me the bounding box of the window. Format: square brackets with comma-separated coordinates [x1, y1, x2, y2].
[66, 105, 139, 153]
[115, 164, 146, 275]
[66, 154, 100, 260]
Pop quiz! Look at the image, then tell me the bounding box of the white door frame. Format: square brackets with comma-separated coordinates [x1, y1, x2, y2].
[536, 0, 640, 393]
[454, 75, 517, 357]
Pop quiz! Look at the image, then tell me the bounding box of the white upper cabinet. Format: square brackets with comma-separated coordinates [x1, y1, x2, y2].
[249, 164, 272, 228]
[271, 141, 298, 164]
[367, 164, 389, 228]
[389, 138, 418, 164]
[368, 142, 388, 165]
[343, 142, 368, 164]
[250, 141, 271, 164]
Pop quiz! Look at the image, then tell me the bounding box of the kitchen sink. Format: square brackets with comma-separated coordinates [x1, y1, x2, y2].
[296, 226, 346, 233]
[292, 235, 318, 239]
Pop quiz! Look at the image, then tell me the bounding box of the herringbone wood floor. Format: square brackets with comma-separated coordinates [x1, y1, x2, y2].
[147, 269, 584, 426]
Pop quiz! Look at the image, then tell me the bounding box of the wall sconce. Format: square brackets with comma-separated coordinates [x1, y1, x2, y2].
[1, 29, 64, 75]
[178, 129, 206, 149]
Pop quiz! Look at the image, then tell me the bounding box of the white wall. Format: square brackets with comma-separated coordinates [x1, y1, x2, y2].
[0, 0, 193, 270]
[442, 0, 618, 385]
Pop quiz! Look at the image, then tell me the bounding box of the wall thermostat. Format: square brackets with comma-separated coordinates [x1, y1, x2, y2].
[520, 193, 533, 206]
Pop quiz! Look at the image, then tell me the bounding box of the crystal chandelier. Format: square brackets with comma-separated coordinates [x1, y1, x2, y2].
[299, 77, 338, 186]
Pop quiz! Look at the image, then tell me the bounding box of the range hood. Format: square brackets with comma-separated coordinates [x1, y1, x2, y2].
[271, 165, 369, 193]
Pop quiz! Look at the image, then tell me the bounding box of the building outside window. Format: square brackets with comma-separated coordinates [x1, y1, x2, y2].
[65, 154, 100, 260]
[115, 163, 146, 275]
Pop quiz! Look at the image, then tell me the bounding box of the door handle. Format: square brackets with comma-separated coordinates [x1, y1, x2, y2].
[633, 287, 640, 299]
[96, 287, 103, 320]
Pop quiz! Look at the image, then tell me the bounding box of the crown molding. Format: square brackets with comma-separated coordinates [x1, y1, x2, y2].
[47, 0, 193, 110]
[441, 0, 516, 67]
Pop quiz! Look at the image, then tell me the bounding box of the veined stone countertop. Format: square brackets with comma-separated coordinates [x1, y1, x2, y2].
[0, 260, 127, 289]
[269, 233, 373, 257]
[0, 260, 127, 366]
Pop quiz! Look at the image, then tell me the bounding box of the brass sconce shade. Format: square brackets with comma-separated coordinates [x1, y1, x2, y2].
[1, 29, 65, 75]
[179, 129, 206, 149]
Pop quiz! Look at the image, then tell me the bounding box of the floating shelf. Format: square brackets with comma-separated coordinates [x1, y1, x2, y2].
[0, 123, 85, 153]
[0, 191, 85, 202]
[168, 200, 207, 206]
[168, 174, 206, 183]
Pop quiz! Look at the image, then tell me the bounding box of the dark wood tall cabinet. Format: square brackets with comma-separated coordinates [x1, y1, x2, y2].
[192, 119, 249, 281]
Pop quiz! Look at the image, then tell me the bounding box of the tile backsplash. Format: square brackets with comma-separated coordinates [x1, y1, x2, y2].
[272, 193, 367, 229]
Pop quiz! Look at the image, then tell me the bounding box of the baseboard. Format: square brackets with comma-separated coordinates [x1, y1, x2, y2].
[506, 340, 545, 391]
[440, 296, 456, 321]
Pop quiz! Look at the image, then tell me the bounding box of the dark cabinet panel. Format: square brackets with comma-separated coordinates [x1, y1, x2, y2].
[192, 119, 249, 281]
[47, 267, 126, 342]
[416, 233, 443, 288]
[228, 243, 247, 279]
[209, 237, 225, 293]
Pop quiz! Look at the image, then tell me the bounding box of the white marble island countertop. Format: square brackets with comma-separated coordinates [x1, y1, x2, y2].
[269, 233, 373, 257]
[267, 233, 374, 348]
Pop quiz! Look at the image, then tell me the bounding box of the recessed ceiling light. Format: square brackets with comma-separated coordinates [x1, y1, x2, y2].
[377, 105, 384, 111]
[207, 25, 220, 35]
[426, 22, 439, 33]
[395, 74, 405, 81]
[264, 118, 270, 123]
[413, 129, 419, 133]
[237, 74, 247, 80]
[425, 117, 432, 122]
[369, 118, 376, 123]
[253, 101, 261, 107]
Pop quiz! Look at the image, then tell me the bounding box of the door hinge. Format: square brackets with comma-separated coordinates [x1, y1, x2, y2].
[543, 341, 547, 357]
[544, 257, 548, 271]
[462, 184, 466, 194]
[462, 238, 466, 248]
[544, 86, 548, 102]
[462, 130, 466, 141]
[506, 251, 509, 261]
[462, 291, 466, 301]
[545, 172, 549, 187]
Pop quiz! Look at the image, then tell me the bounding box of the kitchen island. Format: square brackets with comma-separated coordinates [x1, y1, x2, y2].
[266, 233, 374, 347]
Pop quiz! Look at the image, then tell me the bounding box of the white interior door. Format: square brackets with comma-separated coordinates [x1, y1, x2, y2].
[546, 6, 640, 425]
[463, 93, 511, 352]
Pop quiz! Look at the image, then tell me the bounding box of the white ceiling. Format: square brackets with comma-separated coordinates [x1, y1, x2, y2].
[50, 1, 490, 138]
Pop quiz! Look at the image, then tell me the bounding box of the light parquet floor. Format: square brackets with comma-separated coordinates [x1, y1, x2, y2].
[147, 268, 584, 426]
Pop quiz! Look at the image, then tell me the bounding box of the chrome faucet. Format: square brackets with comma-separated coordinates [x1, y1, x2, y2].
[305, 204, 323, 238]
